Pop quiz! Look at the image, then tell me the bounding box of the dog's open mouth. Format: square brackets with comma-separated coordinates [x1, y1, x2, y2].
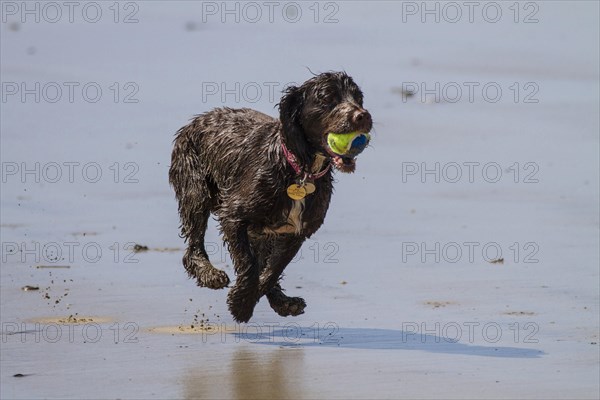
[330, 154, 356, 172]
[323, 131, 370, 173]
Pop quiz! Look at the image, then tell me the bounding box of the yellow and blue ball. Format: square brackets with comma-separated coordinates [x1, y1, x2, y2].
[327, 132, 371, 156]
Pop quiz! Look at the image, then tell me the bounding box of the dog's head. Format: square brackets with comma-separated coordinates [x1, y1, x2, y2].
[279, 72, 372, 173]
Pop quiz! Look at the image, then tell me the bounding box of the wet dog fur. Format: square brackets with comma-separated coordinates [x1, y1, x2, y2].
[169, 72, 372, 322]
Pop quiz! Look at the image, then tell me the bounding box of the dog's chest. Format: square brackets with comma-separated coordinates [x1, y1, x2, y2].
[264, 155, 327, 235]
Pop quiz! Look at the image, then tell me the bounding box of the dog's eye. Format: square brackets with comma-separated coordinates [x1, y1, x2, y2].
[318, 93, 335, 104]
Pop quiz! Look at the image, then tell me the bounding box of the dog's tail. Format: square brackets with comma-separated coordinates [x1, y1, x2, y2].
[169, 120, 201, 200]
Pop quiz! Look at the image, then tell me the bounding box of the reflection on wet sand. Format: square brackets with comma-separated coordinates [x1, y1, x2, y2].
[182, 347, 305, 399]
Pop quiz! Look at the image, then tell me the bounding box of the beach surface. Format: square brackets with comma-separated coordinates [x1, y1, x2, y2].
[1, 1, 599, 398]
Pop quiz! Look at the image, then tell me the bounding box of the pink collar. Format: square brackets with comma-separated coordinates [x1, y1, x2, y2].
[281, 140, 331, 181]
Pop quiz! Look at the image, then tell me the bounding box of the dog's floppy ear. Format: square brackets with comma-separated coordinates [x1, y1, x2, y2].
[278, 85, 304, 135]
[279, 83, 321, 163]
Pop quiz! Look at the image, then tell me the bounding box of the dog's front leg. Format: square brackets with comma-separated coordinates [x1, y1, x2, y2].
[223, 223, 260, 323]
[259, 235, 305, 296]
[259, 236, 308, 317]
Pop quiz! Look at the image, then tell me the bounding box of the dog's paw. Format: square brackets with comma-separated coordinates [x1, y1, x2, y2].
[197, 268, 230, 290]
[269, 296, 306, 317]
[227, 285, 259, 323]
[183, 252, 230, 290]
[228, 300, 256, 323]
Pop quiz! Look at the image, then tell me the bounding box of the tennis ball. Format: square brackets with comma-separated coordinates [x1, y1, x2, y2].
[327, 132, 370, 156]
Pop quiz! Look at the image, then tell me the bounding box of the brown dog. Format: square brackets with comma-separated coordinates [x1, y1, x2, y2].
[169, 72, 372, 322]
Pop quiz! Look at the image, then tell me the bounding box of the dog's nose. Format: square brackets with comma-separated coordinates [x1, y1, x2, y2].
[352, 109, 372, 130]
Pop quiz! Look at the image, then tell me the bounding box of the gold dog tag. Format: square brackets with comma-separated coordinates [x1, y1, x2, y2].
[304, 182, 316, 194]
[287, 184, 307, 200]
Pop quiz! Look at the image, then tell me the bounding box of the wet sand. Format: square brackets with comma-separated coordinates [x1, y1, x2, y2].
[1, 2, 599, 399]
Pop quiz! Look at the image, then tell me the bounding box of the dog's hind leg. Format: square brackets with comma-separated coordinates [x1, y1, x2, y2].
[182, 208, 230, 290]
[170, 128, 230, 290]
